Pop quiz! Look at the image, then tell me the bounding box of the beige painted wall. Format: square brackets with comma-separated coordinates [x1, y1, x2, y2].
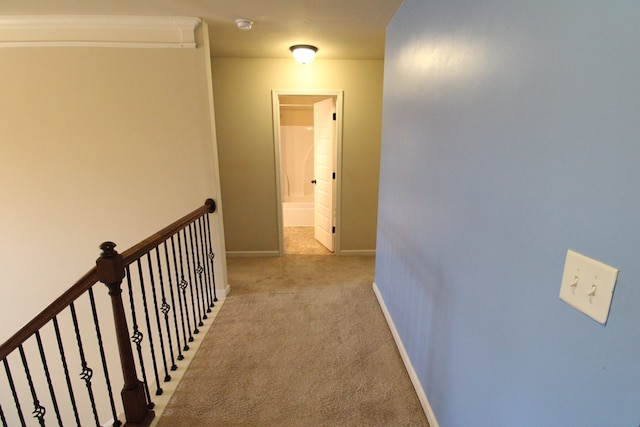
[211, 58, 383, 254]
[0, 26, 224, 342]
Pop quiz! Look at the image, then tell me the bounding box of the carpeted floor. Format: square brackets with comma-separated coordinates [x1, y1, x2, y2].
[155, 255, 429, 427]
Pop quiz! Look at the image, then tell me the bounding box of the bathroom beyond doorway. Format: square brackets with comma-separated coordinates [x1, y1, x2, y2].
[273, 90, 343, 256]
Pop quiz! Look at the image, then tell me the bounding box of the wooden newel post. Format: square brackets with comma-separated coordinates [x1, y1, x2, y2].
[96, 242, 154, 427]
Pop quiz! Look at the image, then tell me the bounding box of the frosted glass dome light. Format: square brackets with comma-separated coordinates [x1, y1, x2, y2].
[290, 45, 318, 64]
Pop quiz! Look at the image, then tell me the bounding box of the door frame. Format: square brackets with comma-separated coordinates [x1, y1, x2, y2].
[271, 89, 344, 256]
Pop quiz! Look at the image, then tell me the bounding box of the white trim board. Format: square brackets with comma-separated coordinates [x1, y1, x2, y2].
[339, 249, 376, 256]
[226, 251, 280, 258]
[220, 283, 231, 298]
[271, 89, 344, 256]
[201, 21, 231, 301]
[372, 282, 440, 427]
[0, 15, 201, 48]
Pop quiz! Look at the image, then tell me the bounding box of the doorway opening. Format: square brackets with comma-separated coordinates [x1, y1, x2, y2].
[272, 90, 343, 256]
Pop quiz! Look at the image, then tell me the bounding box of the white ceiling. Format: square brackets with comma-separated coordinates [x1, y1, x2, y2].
[0, 0, 403, 59]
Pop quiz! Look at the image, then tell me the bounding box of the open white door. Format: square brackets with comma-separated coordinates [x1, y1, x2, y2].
[313, 98, 335, 252]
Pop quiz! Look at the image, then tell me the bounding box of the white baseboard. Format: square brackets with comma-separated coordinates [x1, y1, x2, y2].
[147, 296, 225, 426]
[339, 249, 376, 256]
[372, 282, 439, 427]
[217, 283, 231, 297]
[228, 250, 375, 257]
[226, 250, 280, 257]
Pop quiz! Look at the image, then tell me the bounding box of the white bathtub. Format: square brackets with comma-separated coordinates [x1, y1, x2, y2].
[283, 201, 314, 226]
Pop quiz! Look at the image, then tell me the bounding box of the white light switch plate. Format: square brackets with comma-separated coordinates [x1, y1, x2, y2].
[559, 250, 619, 324]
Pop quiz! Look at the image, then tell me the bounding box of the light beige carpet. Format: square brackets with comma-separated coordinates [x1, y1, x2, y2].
[284, 226, 332, 255]
[156, 256, 429, 427]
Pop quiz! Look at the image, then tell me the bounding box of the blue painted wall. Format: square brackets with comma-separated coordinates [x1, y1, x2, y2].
[375, 1, 640, 425]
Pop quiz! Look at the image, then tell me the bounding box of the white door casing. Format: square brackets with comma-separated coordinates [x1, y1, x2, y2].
[272, 89, 343, 256]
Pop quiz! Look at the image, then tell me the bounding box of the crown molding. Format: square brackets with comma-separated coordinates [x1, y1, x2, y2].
[0, 15, 202, 48]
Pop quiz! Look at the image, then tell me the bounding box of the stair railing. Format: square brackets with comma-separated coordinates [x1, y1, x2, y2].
[0, 198, 218, 427]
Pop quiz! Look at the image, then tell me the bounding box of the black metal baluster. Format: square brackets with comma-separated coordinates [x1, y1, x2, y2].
[124, 266, 154, 409]
[197, 217, 213, 311]
[52, 316, 81, 426]
[17, 344, 46, 426]
[3, 358, 27, 427]
[172, 235, 190, 349]
[194, 218, 211, 315]
[146, 253, 171, 382]
[204, 213, 218, 303]
[34, 331, 62, 426]
[69, 302, 100, 425]
[156, 246, 178, 370]
[189, 222, 207, 322]
[0, 402, 7, 427]
[198, 217, 214, 311]
[176, 232, 195, 341]
[87, 288, 122, 427]
[182, 228, 201, 332]
[163, 240, 184, 361]
[135, 260, 163, 395]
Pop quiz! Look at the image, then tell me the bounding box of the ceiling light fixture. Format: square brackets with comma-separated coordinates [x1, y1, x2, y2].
[290, 44, 318, 64]
[235, 18, 253, 31]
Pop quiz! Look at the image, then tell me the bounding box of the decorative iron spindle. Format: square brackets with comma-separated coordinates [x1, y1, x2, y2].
[0, 402, 7, 427]
[124, 267, 154, 409]
[182, 228, 201, 333]
[135, 260, 163, 396]
[155, 247, 178, 371]
[162, 240, 184, 362]
[52, 316, 81, 426]
[189, 222, 207, 322]
[87, 288, 122, 427]
[3, 357, 27, 426]
[35, 331, 63, 426]
[145, 253, 171, 383]
[69, 302, 100, 425]
[171, 236, 191, 351]
[17, 344, 46, 426]
[204, 213, 218, 303]
[176, 233, 195, 341]
[166, 238, 187, 357]
[197, 218, 212, 314]
[197, 217, 213, 312]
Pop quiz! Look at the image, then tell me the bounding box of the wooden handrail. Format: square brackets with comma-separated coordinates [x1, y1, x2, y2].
[0, 198, 216, 362]
[0, 268, 98, 361]
[122, 198, 216, 266]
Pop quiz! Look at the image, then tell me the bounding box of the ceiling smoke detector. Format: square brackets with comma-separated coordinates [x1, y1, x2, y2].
[235, 18, 253, 31]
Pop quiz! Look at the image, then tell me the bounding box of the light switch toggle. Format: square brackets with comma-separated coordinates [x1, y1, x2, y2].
[588, 284, 597, 303]
[570, 276, 579, 293]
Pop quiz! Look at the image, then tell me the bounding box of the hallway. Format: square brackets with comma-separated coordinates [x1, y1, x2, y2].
[154, 254, 429, 426]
